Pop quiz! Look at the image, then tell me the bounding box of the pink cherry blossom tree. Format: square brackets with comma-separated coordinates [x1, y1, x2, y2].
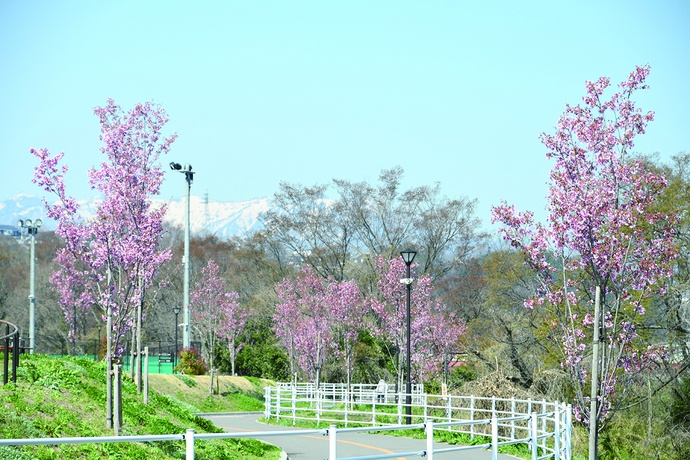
[491, 66, 677, 455]
[190, 259, 249, 393]
[274, 266, 337, 387]
[368, 255, 462, 389]
[328, 279, 365, 395]
[31, 99, 175, 428]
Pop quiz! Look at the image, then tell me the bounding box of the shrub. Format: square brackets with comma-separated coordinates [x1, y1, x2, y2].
[174, 347, 207, 375]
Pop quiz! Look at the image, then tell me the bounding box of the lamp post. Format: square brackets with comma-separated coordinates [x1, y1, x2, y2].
[173, 306, 181, 372]
[170, 162, 194, 349]
[17, 218, 42, 354]
[400, 248, 417, 425]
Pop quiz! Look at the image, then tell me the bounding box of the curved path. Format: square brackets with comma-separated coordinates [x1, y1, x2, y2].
[200, 413, 518, 460]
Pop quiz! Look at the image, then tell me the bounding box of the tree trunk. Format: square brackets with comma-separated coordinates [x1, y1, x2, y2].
[136, 290, 143, 394]
[209, 367, 214, 395]
[106, 305, 113, 429]
[129, 328, 135, 381]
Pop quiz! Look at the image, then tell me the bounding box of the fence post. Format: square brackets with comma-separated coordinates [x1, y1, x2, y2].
[372, 397, 376, 425]
[3, 324, 9, 385]
[426, 421, 434, 460]
[554, 403, 561, 460]
[446, 394, 452, 430]
[292, 385, 297, 426]
[277, 386, 281, 422]
[186, 428, 195, 460]
[541, 399, 547, 453]
[264, 387, 271, 420]
[511, 397, 516, 441]
[531, 412, 538, 460]
[470, 395, 475, 440]
[317, 388, 321, 425]
[397, 393, 402, 425]
[491, 414, 498, 460]
[12, 329, 19, 383]
[144, 347, 149, 405]
[566, 404, 572, 460]
[329, 424, 337, 460]
[113, 365, 121, 436]
[345, 388, 349, 427]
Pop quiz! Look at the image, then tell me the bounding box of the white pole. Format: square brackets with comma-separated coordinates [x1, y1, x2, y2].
[492, 414, 498, 460]
[589, 286, 601, 460]
[185, 429, 195, 459]
[29, 231, 36, 353]
[426, 421, 434, 460]
[328, 425, 337, 460]
[183, 173, 191, 349]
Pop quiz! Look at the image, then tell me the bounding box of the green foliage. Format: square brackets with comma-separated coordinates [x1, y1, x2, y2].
[0, 446, 36, 460]
[174, 347, 207, 375]
[231, 320, 289, 380]
[175, 374, 197, 387]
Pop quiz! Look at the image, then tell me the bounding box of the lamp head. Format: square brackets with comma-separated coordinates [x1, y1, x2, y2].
[170, 162, 182, 171]
[173, 307, 181, 315]
[183, 164, 193, 172]
[17, 219, 23, 228]
[24, 219, 33, 228]
[35, 219, 42, 229]
[400, 248, 417, 265]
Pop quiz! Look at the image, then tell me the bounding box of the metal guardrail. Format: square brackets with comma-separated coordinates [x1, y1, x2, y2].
[1, 320, 21, 385]
[264, 384, 573, 460]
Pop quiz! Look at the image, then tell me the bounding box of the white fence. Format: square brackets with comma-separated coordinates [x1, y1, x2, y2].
[265, 382, 572, 460]
[0, 382, 572, 460]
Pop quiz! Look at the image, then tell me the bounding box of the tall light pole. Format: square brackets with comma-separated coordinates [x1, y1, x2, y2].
[173, 306, 181, 372]
[400, 248, 416, 425]
[170, 162, 194, 349]
[18, 218, 42, 354]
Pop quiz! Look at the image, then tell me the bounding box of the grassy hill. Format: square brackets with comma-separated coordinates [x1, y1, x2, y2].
[0, 354, 281, 460]
[147, 373, 272, 414]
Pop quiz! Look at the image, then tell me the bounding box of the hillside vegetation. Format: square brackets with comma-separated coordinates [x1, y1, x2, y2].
[0, 354, 280, 460]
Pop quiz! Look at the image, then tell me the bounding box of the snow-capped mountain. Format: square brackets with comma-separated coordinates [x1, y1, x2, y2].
[0, 193, 270, 238]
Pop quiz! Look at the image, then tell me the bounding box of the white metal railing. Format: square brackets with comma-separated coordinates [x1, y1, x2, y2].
[276, 381, 425, 405]
[264, 384, 572, 460]
[0, 384, 572, 460]
[0, 428, 329, 460]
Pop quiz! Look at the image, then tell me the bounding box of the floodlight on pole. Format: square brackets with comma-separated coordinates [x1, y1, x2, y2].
[170, 161, 194, 349]
[18, 218, 43, 354]
[400, 247, 416, 425]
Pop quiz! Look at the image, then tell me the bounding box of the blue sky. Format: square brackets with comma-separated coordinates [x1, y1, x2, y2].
[2, 1, 688, 228]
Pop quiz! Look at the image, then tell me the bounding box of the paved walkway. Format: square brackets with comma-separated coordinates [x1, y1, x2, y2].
[200, 413, 519, 460]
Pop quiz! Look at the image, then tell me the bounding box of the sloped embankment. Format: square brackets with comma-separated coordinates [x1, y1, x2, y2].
[0, 355, 280, 460]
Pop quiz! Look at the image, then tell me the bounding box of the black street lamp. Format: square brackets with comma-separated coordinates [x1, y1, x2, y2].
[172, 306, 181, 372]
[400, 248, 417, 425]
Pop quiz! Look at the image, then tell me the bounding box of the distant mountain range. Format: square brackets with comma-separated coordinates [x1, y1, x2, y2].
[0, 193, 271, 238]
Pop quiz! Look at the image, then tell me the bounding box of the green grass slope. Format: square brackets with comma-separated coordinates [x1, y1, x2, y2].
[147, 373, 272, 413]
[0, 354, 280, 460]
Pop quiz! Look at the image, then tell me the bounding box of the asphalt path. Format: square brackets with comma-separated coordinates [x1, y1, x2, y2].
[200, 413, 519, 460]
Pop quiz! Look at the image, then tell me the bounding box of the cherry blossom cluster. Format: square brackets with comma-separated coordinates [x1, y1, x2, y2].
[273, 256, 466, 385]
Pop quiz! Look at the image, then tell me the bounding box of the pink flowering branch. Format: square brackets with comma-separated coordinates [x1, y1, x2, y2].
[491, 66, 677, 433]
